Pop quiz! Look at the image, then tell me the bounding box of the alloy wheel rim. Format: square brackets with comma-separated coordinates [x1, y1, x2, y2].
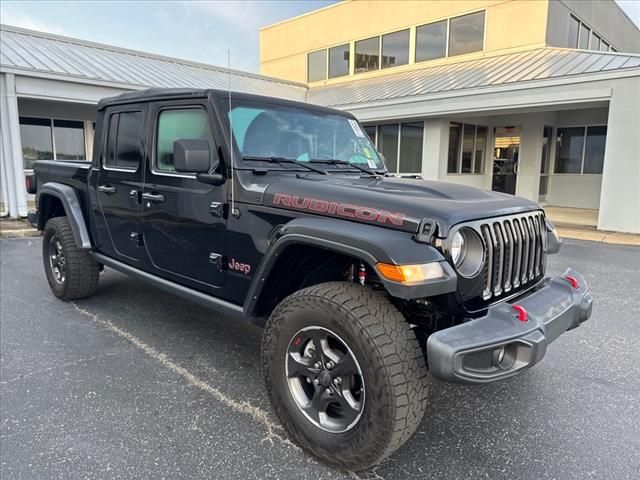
[285, 326, 365, 433]
[48, 235, 66, 284]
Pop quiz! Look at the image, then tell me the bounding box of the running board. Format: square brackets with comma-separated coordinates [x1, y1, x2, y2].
[92, 252, 244, 318]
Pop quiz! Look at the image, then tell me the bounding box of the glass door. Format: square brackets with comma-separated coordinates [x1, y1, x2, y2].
[492, 127, 521, 195]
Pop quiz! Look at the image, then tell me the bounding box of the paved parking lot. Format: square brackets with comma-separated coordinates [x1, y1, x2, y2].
[1, 237, 639, 479]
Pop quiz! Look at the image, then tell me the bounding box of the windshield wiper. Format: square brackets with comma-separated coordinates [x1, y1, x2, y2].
[242, 155, 327, 175]
[309, 158, 383, 175]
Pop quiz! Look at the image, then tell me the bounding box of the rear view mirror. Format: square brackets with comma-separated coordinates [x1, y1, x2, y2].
[174, 139, 213, 173]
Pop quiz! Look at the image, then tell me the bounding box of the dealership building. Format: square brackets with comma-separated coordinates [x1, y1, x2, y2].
[1, 0, 639, 232]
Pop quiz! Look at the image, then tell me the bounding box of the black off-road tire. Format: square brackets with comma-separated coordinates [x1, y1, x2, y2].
[42, 216, 99, 301]
[262, 281, 428, 471]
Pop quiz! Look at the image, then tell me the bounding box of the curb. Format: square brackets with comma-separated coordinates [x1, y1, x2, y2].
[556, 226, 640, 246]
[0, 228, 41, 239]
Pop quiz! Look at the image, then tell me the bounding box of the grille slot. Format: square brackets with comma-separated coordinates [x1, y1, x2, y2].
[479, 212, 546, 301]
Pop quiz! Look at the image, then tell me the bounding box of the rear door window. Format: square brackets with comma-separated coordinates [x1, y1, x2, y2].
[104, 111, 144, 171]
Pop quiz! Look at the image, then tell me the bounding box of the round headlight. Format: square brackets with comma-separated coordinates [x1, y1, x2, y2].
[451, 231, 465, 267]
[450, 228, 484, 278]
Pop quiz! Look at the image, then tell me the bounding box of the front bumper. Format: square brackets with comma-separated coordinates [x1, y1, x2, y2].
[427, 268, 593, 384]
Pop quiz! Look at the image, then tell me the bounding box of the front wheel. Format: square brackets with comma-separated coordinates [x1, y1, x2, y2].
[262, 282, 428, 471]
[42, 216, 99, 301]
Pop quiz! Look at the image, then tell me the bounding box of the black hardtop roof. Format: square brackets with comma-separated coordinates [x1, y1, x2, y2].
[97, 88, 353, 118]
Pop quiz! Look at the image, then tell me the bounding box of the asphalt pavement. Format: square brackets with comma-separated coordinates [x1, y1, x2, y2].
[1, 237, 639, 479]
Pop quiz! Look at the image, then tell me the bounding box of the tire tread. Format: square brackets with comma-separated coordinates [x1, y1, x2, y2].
[43, 217, 98, 300]
[262, 281, 428, 470]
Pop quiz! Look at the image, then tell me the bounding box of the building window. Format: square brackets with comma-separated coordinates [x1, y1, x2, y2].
[19, 117, 54, 169]
[568, 15, 580, 48]
[447, 122, 487, 174]
[555, 127, 584, 173]
[555, 126, 607, 174]
[20, 116, 87, 169]
[355, 36, 380, 73]
[447, 123, 461, 174]
[328, 44, 350, 79]
[449, 11, 485, 57]
[569, 15, 613, 52]
[364, 125, 377, 146]
[105, 112, 143, 170]
[52, 120, 85, 161]
[378, 124, 399, 172]
[539, 126, 553, 197]
[460, 124, 475, 173]
[381, 29, 409, 69]
[399, 123, 423, 173]
[583, 126, 607, 174]
[474, 126, 487, 174]
[416, 20, 447, 62]
[374, 122, 424, 173]
[307, 49, 327, 82]
[578, 23, 590, 49]
[156, 108, 213, 173]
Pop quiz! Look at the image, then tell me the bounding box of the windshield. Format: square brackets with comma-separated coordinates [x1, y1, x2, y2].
[225, 99, 385, 171]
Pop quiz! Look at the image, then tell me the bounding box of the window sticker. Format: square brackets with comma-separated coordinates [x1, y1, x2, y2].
[363, 147, 372, 159]
[348, 119, 365, 137]
[366, 158, 377, 169]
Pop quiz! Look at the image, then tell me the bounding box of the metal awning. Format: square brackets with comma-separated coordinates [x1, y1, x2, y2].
[2, 24, 639, 109]
[308, 48, 640, 107]
[0, 24, 308, 101]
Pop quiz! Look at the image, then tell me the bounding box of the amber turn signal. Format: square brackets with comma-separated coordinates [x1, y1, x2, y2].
[375, 262, 445, 284]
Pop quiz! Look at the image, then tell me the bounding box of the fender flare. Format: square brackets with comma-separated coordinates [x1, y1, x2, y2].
[37, 183, 92, 249]
[243, 217, 457, 318]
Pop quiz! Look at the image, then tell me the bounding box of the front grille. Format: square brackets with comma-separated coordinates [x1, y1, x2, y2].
[478, 212, 546, 301]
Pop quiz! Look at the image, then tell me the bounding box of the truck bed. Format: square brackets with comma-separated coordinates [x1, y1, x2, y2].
[33, 160, 91, 189]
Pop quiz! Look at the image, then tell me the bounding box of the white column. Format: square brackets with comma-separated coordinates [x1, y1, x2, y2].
[0, 73, 27, 218]
[0, 128, 10, 216]
[598, 78, 640, 233]
[422, 119, 449, 180]
[516, 115, 544, 202]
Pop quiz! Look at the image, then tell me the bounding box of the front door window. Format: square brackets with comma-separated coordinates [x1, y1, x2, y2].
[492, 127, 520, 195]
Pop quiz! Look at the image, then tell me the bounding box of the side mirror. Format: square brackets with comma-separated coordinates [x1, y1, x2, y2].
[174, 139, 215, 173]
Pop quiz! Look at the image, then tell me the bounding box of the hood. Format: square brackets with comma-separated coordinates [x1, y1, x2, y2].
[260, 174, 542, 237]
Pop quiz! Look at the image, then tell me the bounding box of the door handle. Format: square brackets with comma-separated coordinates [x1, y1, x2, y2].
[142, 192, 165, 204]
[98, 185, 116, 194]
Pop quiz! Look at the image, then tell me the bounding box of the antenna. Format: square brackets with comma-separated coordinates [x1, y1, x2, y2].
[228, 49, 236, 217]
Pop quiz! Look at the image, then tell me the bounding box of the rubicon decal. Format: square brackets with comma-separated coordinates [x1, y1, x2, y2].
[272, 193, 405, 226]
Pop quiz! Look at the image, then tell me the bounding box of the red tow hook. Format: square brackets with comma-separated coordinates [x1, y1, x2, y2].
[512, 305, 528, 323]
[564, 275, 580, 289]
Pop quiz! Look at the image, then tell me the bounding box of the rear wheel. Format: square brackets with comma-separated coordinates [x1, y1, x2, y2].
[262, 281, 428, 471]
[42, 217, 99, 300]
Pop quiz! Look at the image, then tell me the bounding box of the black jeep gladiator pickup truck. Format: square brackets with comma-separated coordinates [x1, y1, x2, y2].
[28, 88, 593, 470]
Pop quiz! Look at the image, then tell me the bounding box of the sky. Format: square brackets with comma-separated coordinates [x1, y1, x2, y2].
[1, 0, 639, 73]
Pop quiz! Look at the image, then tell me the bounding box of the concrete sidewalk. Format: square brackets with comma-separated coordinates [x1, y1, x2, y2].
[0, 218, 40, 238]
[544, 206, 640, 246]
[556, 226, 640, 246]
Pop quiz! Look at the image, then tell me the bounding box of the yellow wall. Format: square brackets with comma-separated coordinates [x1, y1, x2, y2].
[259, 0, 549, 84]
